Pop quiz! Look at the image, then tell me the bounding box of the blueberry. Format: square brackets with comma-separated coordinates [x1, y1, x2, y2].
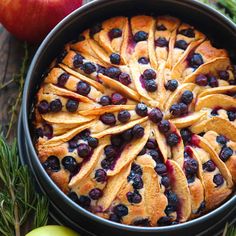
[175, 40, 188, 50]
[227, 110, 236, 121]
[101, 158, 112, 170]
[111, 93, 127, 105]
[99, 96, 111, 106]
[43, 156, 60, 172]
[155, 163, 167, 176]
[95, 169, 107, 182]
[180, 128, 192, 144]
[195, 74, 208, 86]
[149, 150, 161, 163]
[132, 124, 145, 139]
[179, 28, 195, 37]
[78, 195, 91, 208]
[49, 99, 62, 112]
[133, 31, 148, 42]
[138, 57, 149, 64]
[148, 108, 163, 123]
[82, 62, 96, 74]
[203, 160, 216, 172]
[218, 70, 229, 80]
[208, 74, 219, 87]
[57, 73, 69, 87]
[111, 135, 122, 147]
[62, 156, 78, 173]
[158, 120, 170, 133]
[79, 129, 90, 140]
[229, 80, 236, 85]
[38, 100, 50, 114]
[73, 54, 84, 68]
[216, 135, 228, 145]
[157, 216, 172, 226]
[105, 67, 121, 79]
[121, 129, 133, 142]
[43, 124, 53, 139]
[88, 137, 99, 148]
[145, 80, 158, 92]
[155, 37, 168, 47]
[97, 65, 106, 74]
[211, 109, 219, 116]
[166, 133, 179, 147]
[66, 99, 79, 112]
[219, 146, 233, 162]
[146, 139, 157, 149]
[135, 103, 148, 117]
[127, 191, 142, 203]
[67, 192, 79, 203]
[108, 28, 122, 39]
[179, 102, 188, 115]
[113, 204, 128, 217]
[118, 110, 131, 123]
[90, 22, 102, 37]
[170, 103, 182, 117]
[100, 113, 116, 125]
[133, 218, 150, 226]
[110, 53, 121, 65]
[77, 143, 91, 158]
[165, 79, 178, 91]
[77, 81, 91, 96]
[161, 176, 170, 188]
[189, 53, 203, 69]
[132, 175, 143, 189]
[157, 24, 167, 31]
[131, 163, 143, 175]
[181, 90, 193, 104]
[187, 174, 195, 183]
[143, 69, 156, 80]
[213, 174, 224, 187]
[89, 188, 103, 200]
[119, 72, 131, 85]
[109, 214, 121, 223]
[184, 158, 198, 175]
[104, 145, 116, 159]
[167, 191, 178, 207]
[68, 139, 78, 149]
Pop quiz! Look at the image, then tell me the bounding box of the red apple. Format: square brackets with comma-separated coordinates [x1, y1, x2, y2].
[0, 0, 83, 44]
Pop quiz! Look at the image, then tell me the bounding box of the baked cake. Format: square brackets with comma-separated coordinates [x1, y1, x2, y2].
[34, 15, 236, 226]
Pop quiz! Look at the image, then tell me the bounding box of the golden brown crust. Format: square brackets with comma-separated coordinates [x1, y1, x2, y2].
[33, 14, 236, 227]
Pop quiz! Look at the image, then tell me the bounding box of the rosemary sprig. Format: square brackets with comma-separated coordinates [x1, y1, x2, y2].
[0, 136, 48, 236]
[223, 223, 236, 236]
[198, 0, 236, 23]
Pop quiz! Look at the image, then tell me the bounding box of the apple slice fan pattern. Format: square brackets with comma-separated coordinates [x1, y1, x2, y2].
[34, 15, 236, 227]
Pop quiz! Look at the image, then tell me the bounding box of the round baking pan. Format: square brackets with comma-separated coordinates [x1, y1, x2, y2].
[18, 112, 236, 236]
[20, 0, 236, 235]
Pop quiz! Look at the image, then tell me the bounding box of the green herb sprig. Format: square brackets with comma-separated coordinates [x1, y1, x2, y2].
[198, 0, 236, 24]
[0, 136, 48, 236]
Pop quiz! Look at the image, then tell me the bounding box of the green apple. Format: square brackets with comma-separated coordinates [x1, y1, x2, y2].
[26, 225, 80, 236]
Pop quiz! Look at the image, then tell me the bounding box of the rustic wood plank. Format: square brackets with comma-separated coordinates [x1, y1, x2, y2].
[0, 25, 25, 137]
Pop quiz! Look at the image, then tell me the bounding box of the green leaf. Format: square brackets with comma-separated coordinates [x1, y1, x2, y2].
[0, 136, 48, 236]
